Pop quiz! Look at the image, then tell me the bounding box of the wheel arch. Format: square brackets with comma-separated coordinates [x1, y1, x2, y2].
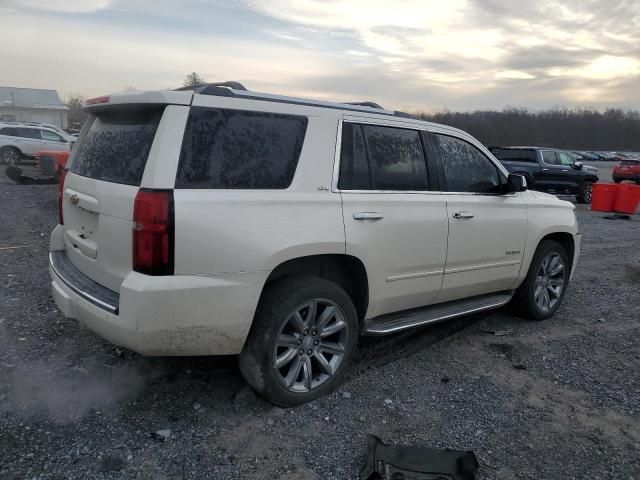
[261, 254, 370, 324]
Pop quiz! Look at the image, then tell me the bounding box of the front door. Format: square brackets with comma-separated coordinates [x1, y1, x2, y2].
[337, 120, 448, 318]
[429, 132, 527, 303]
[538, 150, 579, 194]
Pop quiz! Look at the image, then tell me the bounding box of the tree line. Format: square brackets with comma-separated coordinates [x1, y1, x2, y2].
[417, 108, 640, 151]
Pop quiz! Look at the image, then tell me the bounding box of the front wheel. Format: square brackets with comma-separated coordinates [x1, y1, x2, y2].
[239, 276, 358, 406]
[576, 181, 593, 204]
[511, 240, 570, 320]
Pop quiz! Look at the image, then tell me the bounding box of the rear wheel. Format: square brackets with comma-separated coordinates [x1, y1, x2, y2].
[511, 240, 570, 320]
[0, 147, 21, 165]
[239, 276, 358, 406]
[576, 181, 593, 204]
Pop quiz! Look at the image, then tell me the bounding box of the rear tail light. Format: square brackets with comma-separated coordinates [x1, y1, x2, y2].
[132, 189, 174, 275]
[58, 169, 67, 225]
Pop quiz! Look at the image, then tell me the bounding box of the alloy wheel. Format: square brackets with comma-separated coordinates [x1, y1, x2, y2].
[2, 149, 19, 165]
[272, 298, 349, 393]
[534, 252, 566, 313]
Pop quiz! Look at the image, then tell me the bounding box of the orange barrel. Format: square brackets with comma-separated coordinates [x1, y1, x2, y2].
[614, 184, 640, 214]
[591, 183, 620, 212]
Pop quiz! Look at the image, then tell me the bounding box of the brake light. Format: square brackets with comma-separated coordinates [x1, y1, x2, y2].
[85, 95, 110, 105]
[132, 189, 174, 275]
[58, 169, 67, 225]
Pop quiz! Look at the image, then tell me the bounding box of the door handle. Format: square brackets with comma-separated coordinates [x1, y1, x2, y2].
[353, 212, 384, 221]
[452, 211, 474, 219]
[541, 168, 549, 171]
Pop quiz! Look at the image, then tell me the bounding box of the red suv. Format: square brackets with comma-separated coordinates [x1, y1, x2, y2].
[613, 158, 640, 184]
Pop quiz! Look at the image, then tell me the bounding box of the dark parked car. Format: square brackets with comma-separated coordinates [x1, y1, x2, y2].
[572, 151, 600, 161]
[490, 146, 599, 203]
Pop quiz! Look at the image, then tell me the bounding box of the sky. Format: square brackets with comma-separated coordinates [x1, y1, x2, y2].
[0, 0, 639, 112]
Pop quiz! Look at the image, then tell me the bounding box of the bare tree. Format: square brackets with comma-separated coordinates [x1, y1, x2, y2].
[183, 72, 206, 87]
[65, 94, 89, 130]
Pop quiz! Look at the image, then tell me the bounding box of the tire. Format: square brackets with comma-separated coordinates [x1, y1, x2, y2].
[0, 147, 21, 166]
[239, 275, 358, 406]
[576, 181, 593, 204]
[510, 240, 570, 321]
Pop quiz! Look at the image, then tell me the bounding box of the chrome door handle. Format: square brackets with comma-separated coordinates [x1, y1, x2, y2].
[541, 168, 549, 171]
[452, 211, 474, 219]
[353, 212, 384, 221]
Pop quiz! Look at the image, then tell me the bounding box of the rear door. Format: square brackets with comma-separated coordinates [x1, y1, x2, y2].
[62, 105, 172, 291]
[338, 119, 448, 318]
[16, 127, 43, 155]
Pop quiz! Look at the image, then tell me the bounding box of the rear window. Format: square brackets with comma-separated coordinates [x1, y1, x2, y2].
[491, 148, 537, 163]
[176, 107, 308, 189]
[70, 106, 163, 186]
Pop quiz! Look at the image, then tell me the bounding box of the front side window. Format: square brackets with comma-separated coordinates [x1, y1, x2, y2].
[41, 129, 65, 142]
[541, 150, 558, 164]
[176, 107, 308, 189]
[557, 152, 575, 166]
[434, 134, 501, 193]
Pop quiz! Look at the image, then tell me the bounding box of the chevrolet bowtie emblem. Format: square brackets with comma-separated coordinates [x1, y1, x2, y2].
[70, 193, 79, 206]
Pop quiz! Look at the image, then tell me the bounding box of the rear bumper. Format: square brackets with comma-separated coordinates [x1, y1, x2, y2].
[613, 173, 640, 181]
[49, 245, 268, 356]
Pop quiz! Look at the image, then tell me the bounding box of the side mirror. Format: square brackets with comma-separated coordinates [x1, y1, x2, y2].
[573, 161, 583, 170]
[507, 174, 527, 193]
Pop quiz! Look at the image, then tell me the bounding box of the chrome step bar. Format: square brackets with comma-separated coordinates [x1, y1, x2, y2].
[363, 291, 514, 336]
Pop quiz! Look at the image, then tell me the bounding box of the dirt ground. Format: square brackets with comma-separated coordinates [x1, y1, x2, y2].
[0, 167, 639, 479]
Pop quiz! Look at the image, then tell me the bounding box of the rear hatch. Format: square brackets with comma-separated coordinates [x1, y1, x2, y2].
[62, 105, 166, 292]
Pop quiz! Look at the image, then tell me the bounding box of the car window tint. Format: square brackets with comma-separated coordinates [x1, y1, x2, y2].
[71, 106, 163, 186]
[541, 151, 557, 164]
[338, 123, 370, 190]
[435, 134, 501, 193]
[176, 107, 308, 189]
[18, 128, 40, 139]
[0, 127, 18, 136]
[491, 148, 537, 163]
[557, 152, 574, 166]
[362, 125, 428, 191]
[41, 129, 64, 142]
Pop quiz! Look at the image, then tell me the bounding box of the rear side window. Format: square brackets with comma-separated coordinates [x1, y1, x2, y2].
[0, 127, 18, 136]
[491, 148, 537, 163]
[71, 107, 163, 186]
[338, 123, 369, 190]
[434, 134, 501, 193]
[541, 151, 558, 164]
[338, 123, 428, 191]
[176, 107, 308, 189]
[18, 128, 40, 139]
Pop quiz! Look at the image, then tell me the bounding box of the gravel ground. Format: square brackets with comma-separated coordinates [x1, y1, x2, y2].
[0, 168, 639, 480]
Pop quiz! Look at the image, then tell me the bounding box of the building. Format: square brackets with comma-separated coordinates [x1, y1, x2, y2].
[0, 87, 69, 128]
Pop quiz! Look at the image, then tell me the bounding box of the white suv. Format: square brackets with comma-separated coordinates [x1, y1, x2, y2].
[49, 83, 581, 406]
[0, 123, 72, 164]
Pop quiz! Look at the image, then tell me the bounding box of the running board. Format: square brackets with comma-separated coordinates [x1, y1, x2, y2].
[363, 291, 514, 336]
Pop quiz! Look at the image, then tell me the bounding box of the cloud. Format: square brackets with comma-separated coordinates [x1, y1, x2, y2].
[0, 0, 114, 13]
[0, 0, 638, 110]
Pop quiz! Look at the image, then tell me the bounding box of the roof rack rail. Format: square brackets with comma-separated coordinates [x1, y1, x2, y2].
[345, 101, 384, 109]
[174, 81, 248, 92]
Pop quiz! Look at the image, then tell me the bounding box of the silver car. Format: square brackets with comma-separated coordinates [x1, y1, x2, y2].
[0, 124, 71, 165]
